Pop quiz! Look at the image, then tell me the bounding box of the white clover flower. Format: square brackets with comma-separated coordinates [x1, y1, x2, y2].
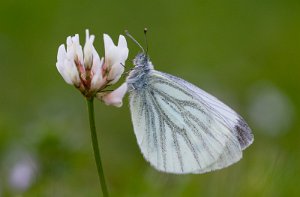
[56, 30, 129, 102]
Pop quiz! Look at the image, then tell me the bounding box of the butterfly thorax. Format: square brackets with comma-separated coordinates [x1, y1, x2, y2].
[126, 53, 154, 91]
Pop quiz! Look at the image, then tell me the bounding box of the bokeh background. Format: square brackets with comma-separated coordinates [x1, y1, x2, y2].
[0, 0, 299, 196]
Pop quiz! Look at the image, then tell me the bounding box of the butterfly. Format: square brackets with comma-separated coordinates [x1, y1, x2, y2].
[125, 31, 254, 174]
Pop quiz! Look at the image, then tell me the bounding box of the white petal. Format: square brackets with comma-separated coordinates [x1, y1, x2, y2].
[75, 46, 83, 65]
[104, 34, 128, 64]
[85, 29, 95, 43]
[84, 44, 93, 69]
[66, 37, 75, 60]
[84, 35, 95, 69]
[64, 59, 80, 86]
[92, 48, 101, 69]
[66, 36, 72, 46]
[90, 58, 105, 91]
[85, 29, 90, 42]
[56, 58, 80, 86]
[118, 47, 129, 63]
[97, 83, 128, 107]
[118, 35, 127, 48]
[56, 62, 73, 85]
[57, 44, 67, 62]
[72, 34, 79, 43]
[56, 44, 74, 85]
[103, 33, 128, 84]
[107, 63, 124, 85]
[103, 34, 119, 65]
[66, 34, 84, 65]
[103, 34, 115, 53]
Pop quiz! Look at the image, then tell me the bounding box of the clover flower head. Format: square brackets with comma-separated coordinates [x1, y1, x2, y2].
[56, 29, 129, 102]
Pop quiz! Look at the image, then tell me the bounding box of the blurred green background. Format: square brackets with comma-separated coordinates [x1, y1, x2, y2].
[0, 0, 299, 196]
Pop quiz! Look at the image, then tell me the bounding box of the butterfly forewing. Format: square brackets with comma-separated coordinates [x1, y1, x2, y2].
[129, 69, 253, 174]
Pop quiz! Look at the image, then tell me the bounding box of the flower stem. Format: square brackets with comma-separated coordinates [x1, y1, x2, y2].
[86, 97, 109, 197]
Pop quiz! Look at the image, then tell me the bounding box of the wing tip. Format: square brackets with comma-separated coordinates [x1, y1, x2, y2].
[235, 117, 254, 150]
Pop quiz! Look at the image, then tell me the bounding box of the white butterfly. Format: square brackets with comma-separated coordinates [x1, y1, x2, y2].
[125, 34, 254, 174]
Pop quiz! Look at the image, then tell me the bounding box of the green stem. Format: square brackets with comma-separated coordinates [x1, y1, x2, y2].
[86, 98, 109, 197]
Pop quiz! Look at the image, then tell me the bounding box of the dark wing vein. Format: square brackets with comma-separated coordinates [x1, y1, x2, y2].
[150, 78, 237, 131]
[148, 91, 184, 172]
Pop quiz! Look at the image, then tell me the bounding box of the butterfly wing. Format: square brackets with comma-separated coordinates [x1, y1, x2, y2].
[129, 70, 253, 174]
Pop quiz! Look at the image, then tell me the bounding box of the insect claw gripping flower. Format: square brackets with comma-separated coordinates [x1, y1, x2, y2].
[56, 29, 129, 102]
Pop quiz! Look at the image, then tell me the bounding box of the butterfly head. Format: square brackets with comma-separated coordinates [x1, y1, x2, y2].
[133, 53, 152, 68]
[125, 29, 153, 70]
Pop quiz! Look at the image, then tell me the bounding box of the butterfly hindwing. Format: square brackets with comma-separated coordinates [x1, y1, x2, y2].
[129, 70, 253, 174]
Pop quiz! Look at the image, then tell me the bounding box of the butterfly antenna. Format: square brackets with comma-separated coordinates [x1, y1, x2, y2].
[125, 30, 145, 53]
[144, 28, 149, 55]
